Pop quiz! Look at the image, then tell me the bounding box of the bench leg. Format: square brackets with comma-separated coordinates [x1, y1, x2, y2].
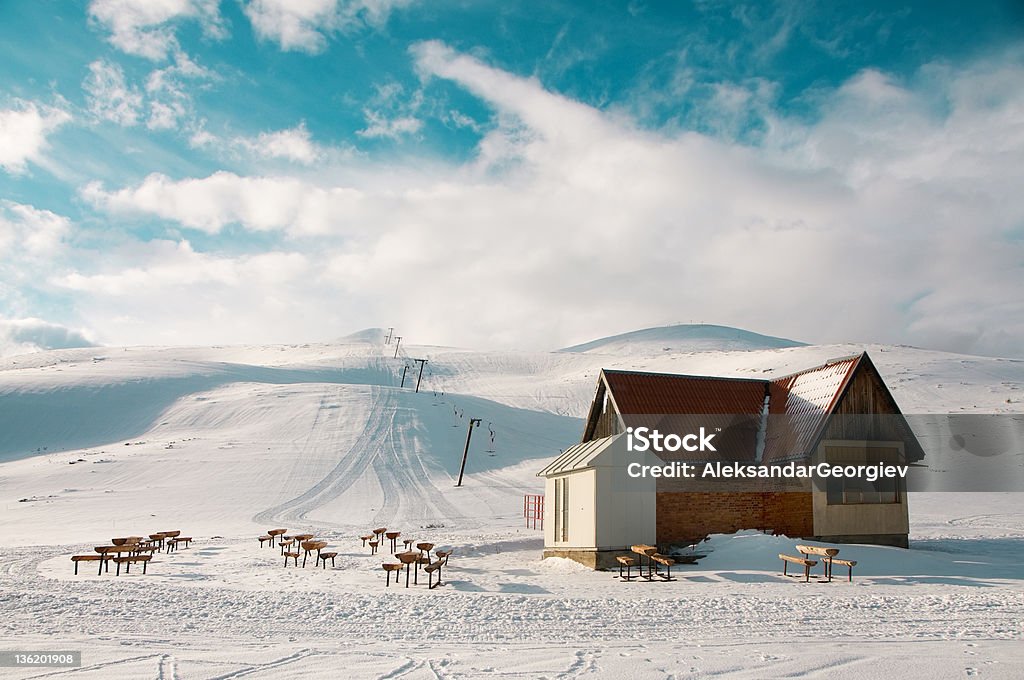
[783, 560, 788, 578]
[116, 561, 121, 576]
[142, 560, 147, 575]
[74, 561, 78, 576]
[662, 563, 674, 581]
[804, 564, 810, 582]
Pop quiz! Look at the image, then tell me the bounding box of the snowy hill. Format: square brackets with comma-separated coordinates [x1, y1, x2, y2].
[1, 331, 1023, 678]
[559, 323, 806, 354]
[1, 334, 1022, 544]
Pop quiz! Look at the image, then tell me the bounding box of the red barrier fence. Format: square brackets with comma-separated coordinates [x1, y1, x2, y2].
[524, 493, 544, 530]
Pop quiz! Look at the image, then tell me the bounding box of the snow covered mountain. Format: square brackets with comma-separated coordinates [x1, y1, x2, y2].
[558, 323, 806, 354]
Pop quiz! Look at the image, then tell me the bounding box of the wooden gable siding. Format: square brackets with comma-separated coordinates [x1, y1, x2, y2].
[581, 378, 618, 444]
[583, 379, 622, 442]
[819, 355, 924, 461]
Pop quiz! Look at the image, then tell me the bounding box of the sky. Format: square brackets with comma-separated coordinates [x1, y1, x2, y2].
[1, 1, 1023, 357]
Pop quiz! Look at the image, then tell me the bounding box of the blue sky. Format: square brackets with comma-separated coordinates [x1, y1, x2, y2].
[1, 0, 1023, 356]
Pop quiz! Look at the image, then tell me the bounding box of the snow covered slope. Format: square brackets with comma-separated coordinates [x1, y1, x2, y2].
[0, 327, 1022, 678]
[1, 330, 1022, 544]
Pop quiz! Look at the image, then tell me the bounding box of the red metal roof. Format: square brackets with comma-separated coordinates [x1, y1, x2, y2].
[601, 370, 767, 416]
[763, 356, 861, 463]
[595, 356, 864, 463]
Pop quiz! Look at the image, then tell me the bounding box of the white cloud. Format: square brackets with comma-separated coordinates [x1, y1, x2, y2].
[144, 51, 213, 130]
[88, 0, 226, 61]
[0, 317, 96, 358]
[83, 60, 144, 126]
[0, 102, 71, 174]
[241, 123, 324, 163]
[0, 203, 80, 356]
[81, 53, 214, 131]
[75, 46, 1024, 357]
[55, 240, 308, 295]
[50, 240, 319, 346]
[242, 0, 412, 54]
[81, 171, 364, 234]
[0, 200, 71, 257]
[356, 111, 422, 139]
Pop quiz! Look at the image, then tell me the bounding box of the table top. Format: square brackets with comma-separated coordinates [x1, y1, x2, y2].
[631, 544, 657, 556]
[395, 551, 419, 564]
[97, 545, 138, 554]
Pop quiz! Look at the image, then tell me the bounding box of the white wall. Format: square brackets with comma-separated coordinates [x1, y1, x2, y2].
[544, 469, 596, 549]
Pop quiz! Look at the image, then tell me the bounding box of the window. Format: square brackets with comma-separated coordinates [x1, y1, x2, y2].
[823, 443, 902, 505]
[826, 474, 899, 505]
[553, 477, 569, 541]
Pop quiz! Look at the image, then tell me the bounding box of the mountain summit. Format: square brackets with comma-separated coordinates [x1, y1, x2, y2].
[558, 324, 806, 355]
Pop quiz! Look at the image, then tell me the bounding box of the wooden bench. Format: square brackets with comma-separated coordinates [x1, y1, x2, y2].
[71, 554, 110, 575]
[425, 548, 454, 589]
[424, 560, 444, 589]
[650, 553, 676, 581]
[301, 540, 327, 568]
[167, 537, 192, 552]
[283, 550, 300, 567]
[831, 558, 857, 582]
[258, 535, 273, 547]
[615, 555, 637, 581]
[318, 551, 338, 569]
[279, 538, 296, 555]
[382, 563, 403, 586]
[359, 534, 373, 547]
[368, 540, 379, 555]
[114, 554, 152, 575]
[779, 554, 817, 582]
[372, 527, 387, 546]
[267, 529, 287, 547]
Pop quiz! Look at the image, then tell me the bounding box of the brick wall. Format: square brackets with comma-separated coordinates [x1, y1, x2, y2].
[655, 492, 813, 546]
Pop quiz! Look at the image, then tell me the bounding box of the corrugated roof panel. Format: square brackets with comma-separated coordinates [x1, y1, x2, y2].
[537, 436, 617, 476]
[763, 356, 861, 462]
[602, 370, 767, 416]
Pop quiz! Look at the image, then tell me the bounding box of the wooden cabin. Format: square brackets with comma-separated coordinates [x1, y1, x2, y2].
[538, 352, 923, 569]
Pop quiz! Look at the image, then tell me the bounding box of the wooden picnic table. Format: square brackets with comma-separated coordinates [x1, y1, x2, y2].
[630, 544, 658, 580]
[795, 545, 856, 582]
[395, 551, 420, 587]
